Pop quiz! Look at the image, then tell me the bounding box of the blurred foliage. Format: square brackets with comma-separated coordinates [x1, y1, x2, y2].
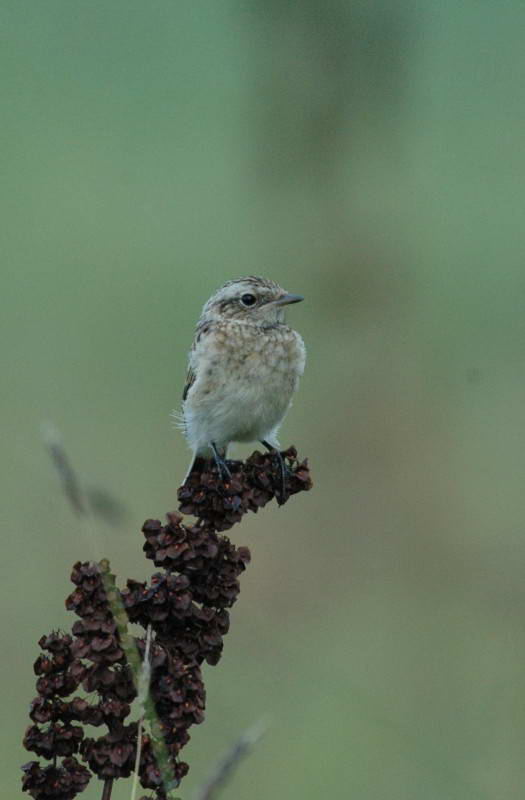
[3, 1, 525, 798]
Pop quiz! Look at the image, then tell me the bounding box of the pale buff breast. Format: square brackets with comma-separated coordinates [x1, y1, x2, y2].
[183, 321, 305, 451]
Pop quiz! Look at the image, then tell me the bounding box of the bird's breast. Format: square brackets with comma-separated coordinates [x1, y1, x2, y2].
[189, 324, 304, 406]
[219, 326, 304, 383]
[183, 323, 305, 447]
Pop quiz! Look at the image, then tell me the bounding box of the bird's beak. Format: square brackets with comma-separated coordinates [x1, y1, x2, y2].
[273, 293, 304, 307]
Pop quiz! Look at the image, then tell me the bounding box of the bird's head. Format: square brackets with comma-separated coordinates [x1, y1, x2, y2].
[200, 276, 303, 327]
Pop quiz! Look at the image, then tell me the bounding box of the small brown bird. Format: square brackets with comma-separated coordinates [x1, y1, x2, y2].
[179, 276, 306, 479]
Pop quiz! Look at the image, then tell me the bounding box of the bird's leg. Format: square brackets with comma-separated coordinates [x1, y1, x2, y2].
[210, 441, 232, 481]
[260, 440, 288, 504]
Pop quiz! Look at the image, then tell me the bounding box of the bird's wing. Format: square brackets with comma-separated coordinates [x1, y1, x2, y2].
[182, 321, 214, 402]
[182, 366, 196, 401]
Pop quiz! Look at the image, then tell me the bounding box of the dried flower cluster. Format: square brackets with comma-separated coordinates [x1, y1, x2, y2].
[66, 562, 138, 782]
[22, 448, 312, 799]
[178, 446, 312, 530]
[22, 633, 91, 800]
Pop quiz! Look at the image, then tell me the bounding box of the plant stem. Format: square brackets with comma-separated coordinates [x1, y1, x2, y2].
[101, 778, 113, 800]
[131, 624, 152, 800]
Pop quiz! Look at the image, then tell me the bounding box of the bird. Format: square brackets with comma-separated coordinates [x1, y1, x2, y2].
[179, 276, 306, 489]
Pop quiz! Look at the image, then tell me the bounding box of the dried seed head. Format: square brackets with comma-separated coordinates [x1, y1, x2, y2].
[178, 447, 312, 530]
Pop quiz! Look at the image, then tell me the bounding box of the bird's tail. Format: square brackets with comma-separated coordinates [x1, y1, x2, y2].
[182, 453, 207, 484]
[182, 444, 229, 484]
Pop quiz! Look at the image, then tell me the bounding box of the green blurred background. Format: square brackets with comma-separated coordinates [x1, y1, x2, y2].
[3, 1, 525, 798]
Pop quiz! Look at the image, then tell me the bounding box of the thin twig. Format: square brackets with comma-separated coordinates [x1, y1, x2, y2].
[131, 624, 153, 800]
[194, 718, 270, 800]
[42, 421, 127, 526]
[42, 422, 86, 516]
[41, 422, 103, 560]
[101, 777, 113, 800]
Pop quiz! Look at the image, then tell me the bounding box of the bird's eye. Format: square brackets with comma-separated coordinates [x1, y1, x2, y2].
[240, 293, 257, 307]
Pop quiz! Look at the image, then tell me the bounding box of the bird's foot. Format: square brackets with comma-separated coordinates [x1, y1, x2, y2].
[210, 441, 232, 482]
[260, 441, 290, 505]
